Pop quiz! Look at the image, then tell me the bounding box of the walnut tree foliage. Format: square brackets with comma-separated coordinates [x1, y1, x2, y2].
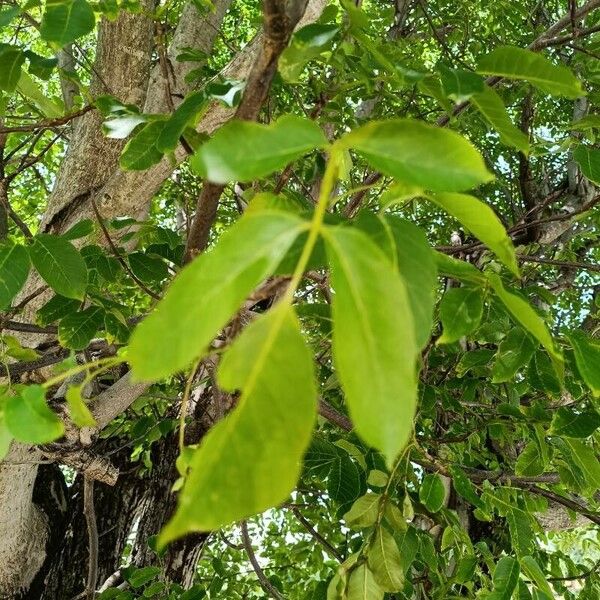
[0, 0, 600, 598]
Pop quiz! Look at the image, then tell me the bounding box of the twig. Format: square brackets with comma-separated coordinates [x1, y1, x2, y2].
[90, 196, 161, 300]
[290, 507, 342, 562]
[517, 255, 600, 273]
[0, 106, 94, 134]
[240, 521, 284, 600]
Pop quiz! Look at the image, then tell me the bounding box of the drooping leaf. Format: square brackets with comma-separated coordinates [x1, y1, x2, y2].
[5, 385, 65, 444]
[426, 192, 519, 275]
[339, 119, 493, 192]
[419, 473, 446, 513]
[58, 306, 104, 350]
[471, 85, 530, 153]
[29, 234, 88, 300]
[561, 438, 600, 491]
[0, 44, 25, 92]
[40, 0, 96, 46]
[66, 385, 96, 427]
[346, 564, 384, 600]
[62, 219, 95, 241]
[489, 556, 520, 600]
[491, 327, 537, 383]
[0, 243, 30, 309]
[127, 252, 168, 284]
[129, 211, 306, 381]
[438, 286, 484, 344]
[159, 306, 316, 543]
[383, 217, 438, 349]
[16, 71, 63, 117]
[488, 273, 563, 377]
[324, 225, 418, 464]
[37, 295, 81, 326]
[367, 528, 404, 592]
[573, 145, 600, 186]
[190, 115, 327, 183]
[567, 331, 600, 398]
[477, 46, 584, 98]
[449, 466, 484, 509]
[520, 556, 554, 599]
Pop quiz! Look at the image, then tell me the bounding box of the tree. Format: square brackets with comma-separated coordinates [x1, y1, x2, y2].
[0, 0, 599, 597]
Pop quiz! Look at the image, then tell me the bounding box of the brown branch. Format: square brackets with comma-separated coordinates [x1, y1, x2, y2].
[240, 521, 284, 600]
[83, 476, 99, 599]
[517, 255, 600, 273]
[184, 0, 310, 262]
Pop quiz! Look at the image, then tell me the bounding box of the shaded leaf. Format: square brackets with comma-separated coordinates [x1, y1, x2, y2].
[0, 243, 30, 309]
[567, 330, 600, 397]
[419, 473, 446, 513]
[438, 286, 484, 344]
[40, 0, 95, 46]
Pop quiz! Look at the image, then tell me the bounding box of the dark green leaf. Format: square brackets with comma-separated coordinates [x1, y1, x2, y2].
[567, 330, 600, 397]
[58, 307, 104, 350]
[120, 121, 166, 171]
[491, 328, 537, 383]
[419, 473, 446, 513]
[573, 145, 600, 186]
[438, 286, 484, 344]
[40, 0, 95, 46]
[0, 243, 30, 309]
[489, 556, 519, 600]
[29, 234, 88, 300]
[0, 45, 25, 92]
[550, 407, 600, 438]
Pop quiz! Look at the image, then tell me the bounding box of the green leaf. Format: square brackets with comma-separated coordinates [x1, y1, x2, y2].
[339, 119, 493, 192]
[383, 217, 437, 349]
[507, 509, 534, 557]
[419, 473, 446, 512]
[487, 274, 563, 377]
[16, 71, 63, 118]
[120, 121, 167, 171]
[438, 64, 484, 101]
[344, 493, 381, 529]
[3, 335, 39, 362]
[573, 145, 600, 187]
[279, 23, 339, 82]
[550, 407, 600, 438]
[471, 85, 530, 153]
[520, 556, 553, 599]
[515, 441, 544, 476]
[0, 243, 30, 310]
[438, 286, 484, 344]
[491, 328, 537, 383]
[62, 219, 95, 241]
[367, 528, 404, 592]
[29, 234, 88, 300]
[37, 295, 80, 326]
[5, 385, 65, 444]
[324, 225, 418, 464]
[489, 556, 519, 600]
[477, 46, 584, 98]
[159, 306, 316, 543]
[567, 331, 600, 398]
[129, 211, 306, 381]
[426, 193, 518, 275]
[58, 307, 104, 350]
[346, 564, 384, 600]
[66, 385, 96, 427]
[0, 45, 25, 92]
[128, 252, 168, 284]
[40, 0, 96, 46]
[434, 252, 485, 284]
[528, 351, 561, 395]
[0, 412, 12, 460]
[561, 438, 600, 491]
[190, 115, 327, 184]
[156, 91, 207, 153]
[449, 466, 484, 509]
